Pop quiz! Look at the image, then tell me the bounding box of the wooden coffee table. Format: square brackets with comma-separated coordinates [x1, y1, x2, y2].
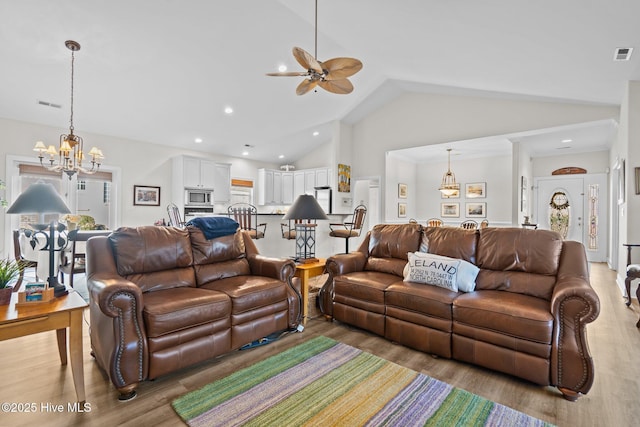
[294, 258, 326, 324]
[0, 287, 88, 403]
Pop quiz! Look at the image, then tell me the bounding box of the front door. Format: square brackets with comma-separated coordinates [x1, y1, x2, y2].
[534, 174, 607, 262]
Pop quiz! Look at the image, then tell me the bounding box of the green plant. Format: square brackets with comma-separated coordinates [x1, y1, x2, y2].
[0, 258, 23, 289]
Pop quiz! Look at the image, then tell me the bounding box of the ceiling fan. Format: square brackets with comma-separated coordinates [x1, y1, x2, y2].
[266, 0, 363, 96]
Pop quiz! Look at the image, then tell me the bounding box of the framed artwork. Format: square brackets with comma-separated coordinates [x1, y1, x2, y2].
[398, 183, 408, 198]
[440, 188, 460, 199]
[134, 185, 161, 206]
[520, 176, 528, 213]
[466, 202, 486, 218]
[398, 202, 407, 218]
[441, 202, 460, 218]
[465, 182, 486, 198]
[338, 163, 351, 192]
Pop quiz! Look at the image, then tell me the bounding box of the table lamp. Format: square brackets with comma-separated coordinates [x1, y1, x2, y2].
[283, 194, 329, 263]
[7, 181, 71, 297]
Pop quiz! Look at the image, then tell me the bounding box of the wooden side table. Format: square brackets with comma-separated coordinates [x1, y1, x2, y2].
[293, 258, 326, 324]
[0, 287, 88, 403]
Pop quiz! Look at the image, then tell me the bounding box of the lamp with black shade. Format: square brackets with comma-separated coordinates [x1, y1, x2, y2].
[283, 194, 329, 263]
[7, 181, 71, 297]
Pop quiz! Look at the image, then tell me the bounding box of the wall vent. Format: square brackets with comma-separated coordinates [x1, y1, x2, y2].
[614, 47, 633, 61]
[37, 100, 62, 109]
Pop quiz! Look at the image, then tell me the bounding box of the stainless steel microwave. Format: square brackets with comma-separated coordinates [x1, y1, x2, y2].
[185, 188, 214, 206]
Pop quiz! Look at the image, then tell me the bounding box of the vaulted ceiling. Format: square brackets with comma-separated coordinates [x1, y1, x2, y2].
[0, 0, 637, 164]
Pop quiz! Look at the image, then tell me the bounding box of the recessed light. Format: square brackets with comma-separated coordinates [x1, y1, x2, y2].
[224, 106, 234, 115]
[561, 139, 572, 143]
[312, 131, 319, 137]
[278, 154, 285, 159]
[194, 138, 203, 143]
[242, 151, 249, 156]
[278, 64, 287, 72]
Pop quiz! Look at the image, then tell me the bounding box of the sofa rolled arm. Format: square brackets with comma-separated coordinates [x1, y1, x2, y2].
[325, 252, 367, 276]
[319, 252, 367, 318]
[550, 275, 600, 399]
[247, 254, 296, 282]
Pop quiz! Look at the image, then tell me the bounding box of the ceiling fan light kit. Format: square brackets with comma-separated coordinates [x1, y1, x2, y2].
[266, 0, 362, 95]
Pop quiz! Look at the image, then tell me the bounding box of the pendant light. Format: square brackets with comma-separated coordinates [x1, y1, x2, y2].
[33, 40, 104, 179]
[438, 148, 460, 196]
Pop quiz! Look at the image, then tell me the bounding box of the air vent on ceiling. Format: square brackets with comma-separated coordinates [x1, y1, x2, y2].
[556, 146, 571, 150]
[614, 47, 633, 61]
[37, 100, 62, 109]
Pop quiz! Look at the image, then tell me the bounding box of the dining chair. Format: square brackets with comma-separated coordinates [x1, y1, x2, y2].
[281, 218, 315, 240]
[12, 229, 38, 291]
[59, 229, 112, 288]
[329, 204, 367, 253]
[426, 218, 443, 227]
[167, 203, 185, 227]
[228, 203, 266, 239]
[460, 220, 478, 230]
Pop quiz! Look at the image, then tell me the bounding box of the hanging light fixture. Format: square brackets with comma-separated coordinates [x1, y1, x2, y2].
[33, 40, 103, 179]
[438, 148, 460, 196]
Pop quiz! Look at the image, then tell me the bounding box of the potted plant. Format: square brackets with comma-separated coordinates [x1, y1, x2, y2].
[0, 258, 23, 305]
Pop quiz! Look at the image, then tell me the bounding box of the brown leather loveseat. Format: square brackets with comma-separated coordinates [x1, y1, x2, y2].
[320, 223, 600, 401]
[86, 225, 300, 400]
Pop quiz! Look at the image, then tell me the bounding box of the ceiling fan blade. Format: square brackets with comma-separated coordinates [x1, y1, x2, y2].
[321, 57, 363, 80]
[293, 47, 322, 73]
[318, 78, 354, 95]
[296, 78, 319, 96]
[266, 71, 309, 77]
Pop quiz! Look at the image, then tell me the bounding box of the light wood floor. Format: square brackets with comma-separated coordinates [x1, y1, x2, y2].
[0, 263, 638, 427]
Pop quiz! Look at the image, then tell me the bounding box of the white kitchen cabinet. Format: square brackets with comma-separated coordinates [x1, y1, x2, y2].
[304, 170, 316, 194]
[315, 168, 330, 188]
[259, 167, 331, 205]
[213, 163, 231, 202]
[293, 171, 305, 199]
[173, 156, 231, 205]
[181, 157, 215, 189]
[282, 172, 294, 204]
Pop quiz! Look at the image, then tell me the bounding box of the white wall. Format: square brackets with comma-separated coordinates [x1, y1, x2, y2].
[416, 155, 512, 225]
[532, 151, 610, 176]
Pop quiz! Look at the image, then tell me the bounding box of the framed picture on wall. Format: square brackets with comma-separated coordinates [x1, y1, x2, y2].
[465, 182, 486, 198]
[466, 202, 486, 218]
[398, 183, 408, 198]
[441, 202, 459, 218]
[398, 202, 407, 218]
[134, 185, 161, 206]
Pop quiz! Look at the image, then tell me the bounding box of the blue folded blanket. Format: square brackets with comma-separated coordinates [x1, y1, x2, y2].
[186, 216, 239, 240]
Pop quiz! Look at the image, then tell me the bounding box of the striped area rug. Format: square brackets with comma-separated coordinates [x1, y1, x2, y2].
[172, 336, 553, 427]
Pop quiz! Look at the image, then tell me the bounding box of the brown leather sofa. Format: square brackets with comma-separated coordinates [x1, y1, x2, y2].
[86, 225, 300, 400]
[319, 223, 600, 401]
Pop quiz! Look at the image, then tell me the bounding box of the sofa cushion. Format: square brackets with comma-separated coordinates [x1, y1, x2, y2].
[476, 228, 562, 275]
[403, 252, 479, 292]
[453, 290, 553, 344]
[475, 228, 562, 299]
[423, 227, 478, 264]
[189, 227, 246, 265]
[200, 275, 288, 317]
[143, 287, 231, 338]
[386, 280, 458, 323]
[368, 223, 422, 260]
[110, 226, 193, 274]
[334, 271, 400, 305]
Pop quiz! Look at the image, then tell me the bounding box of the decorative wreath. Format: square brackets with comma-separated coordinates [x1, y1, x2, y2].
[549, 191, 570, 210]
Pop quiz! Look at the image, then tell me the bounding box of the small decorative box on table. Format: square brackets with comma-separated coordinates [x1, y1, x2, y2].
[16, 282, 55, 308]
